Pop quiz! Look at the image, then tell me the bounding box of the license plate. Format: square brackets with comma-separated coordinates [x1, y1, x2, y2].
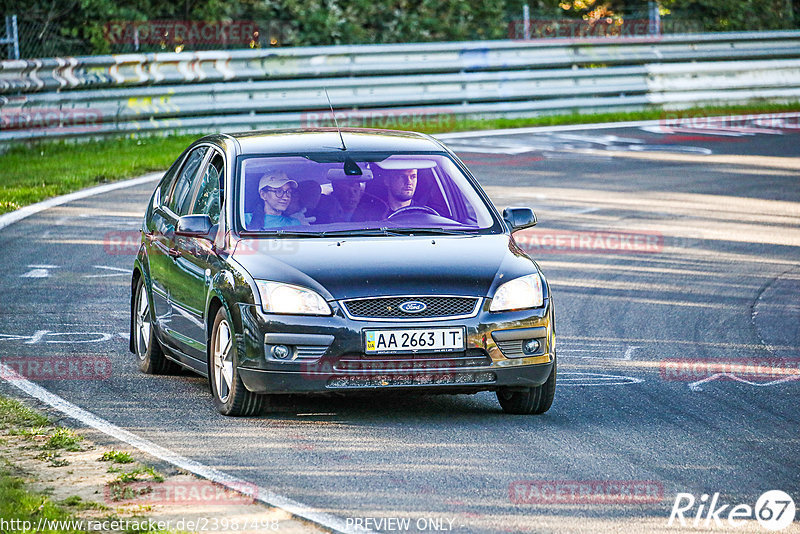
[364, 327, 465, 354]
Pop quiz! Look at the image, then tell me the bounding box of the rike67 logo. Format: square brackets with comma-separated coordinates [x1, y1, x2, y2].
[668, 490, 796, 531]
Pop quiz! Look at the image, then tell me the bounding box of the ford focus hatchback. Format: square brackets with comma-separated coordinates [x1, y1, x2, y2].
[130, 129, 556, 416]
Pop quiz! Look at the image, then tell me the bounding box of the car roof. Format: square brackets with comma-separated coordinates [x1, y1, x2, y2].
[217, 128, 447, 155]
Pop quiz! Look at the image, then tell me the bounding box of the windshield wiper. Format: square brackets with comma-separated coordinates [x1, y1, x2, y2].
[383, 227, 480, 235]
[321, 228, 404, 237]
[270, 229, 326, 237]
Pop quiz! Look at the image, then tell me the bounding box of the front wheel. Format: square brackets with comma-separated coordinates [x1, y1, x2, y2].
[209, 307, 266, 416]
[133, 277, 179, 375]
[497, 355, 556, 415]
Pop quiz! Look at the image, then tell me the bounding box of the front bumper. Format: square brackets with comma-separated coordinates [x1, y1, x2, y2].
[237, 298, 554, 394]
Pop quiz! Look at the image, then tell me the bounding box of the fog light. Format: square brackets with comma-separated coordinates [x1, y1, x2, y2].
[271, 345, 291, 360]
[523, 339, 540, 355]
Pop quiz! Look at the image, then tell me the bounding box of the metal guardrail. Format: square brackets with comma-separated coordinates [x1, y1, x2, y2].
[1, 31, 800, 142]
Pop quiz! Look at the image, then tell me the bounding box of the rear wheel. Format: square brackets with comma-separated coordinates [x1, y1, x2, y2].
[497, 355, 556, 415]
[134, 277, 179, 375]
[209, 307, 266, 416]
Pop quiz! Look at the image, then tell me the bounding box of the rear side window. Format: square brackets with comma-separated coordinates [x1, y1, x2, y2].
[191, 152, 224, 224]
[169, 146, 208, 216]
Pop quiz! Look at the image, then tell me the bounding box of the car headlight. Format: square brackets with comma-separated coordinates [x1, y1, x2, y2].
[255, 280, 332, 315]
[489, 273, 544, 312]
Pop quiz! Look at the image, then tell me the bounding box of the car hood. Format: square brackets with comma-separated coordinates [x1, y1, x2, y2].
[232, 234, 539, 301]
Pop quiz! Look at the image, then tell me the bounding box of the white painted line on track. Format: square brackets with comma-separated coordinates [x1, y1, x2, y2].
[0, 172, 162, 231]
[0, 362, 361, 534]
[20, 268, 51, 278]
[558, 372, 644, 386]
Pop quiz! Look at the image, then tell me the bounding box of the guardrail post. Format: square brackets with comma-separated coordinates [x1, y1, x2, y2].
[523, 5, 530, 41]
[5, 15, 20, 60]
[648, 2, 661, 36]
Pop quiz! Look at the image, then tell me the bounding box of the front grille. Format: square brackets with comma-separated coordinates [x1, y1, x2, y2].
[496, 340, 525, 358]
[295, 345, 329, 360]
[341, 296, 480, 320]
[327, 372, 496, 388]
[333, 349, 491, 372]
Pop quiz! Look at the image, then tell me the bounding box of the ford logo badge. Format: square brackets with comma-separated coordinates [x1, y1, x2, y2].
[399, 301, 427, 313]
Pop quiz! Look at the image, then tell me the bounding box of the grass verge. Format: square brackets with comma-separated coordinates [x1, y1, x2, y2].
[0, 395, 172, 533]
[1, 101, 799, 216]
[0, 397, 88, 532]
[0, 462, 88, 533]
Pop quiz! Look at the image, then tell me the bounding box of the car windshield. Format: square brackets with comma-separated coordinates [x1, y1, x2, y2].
[236, 153, 499, 234]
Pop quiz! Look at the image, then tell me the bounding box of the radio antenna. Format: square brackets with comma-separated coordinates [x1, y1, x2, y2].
[324, 88, 346, 151]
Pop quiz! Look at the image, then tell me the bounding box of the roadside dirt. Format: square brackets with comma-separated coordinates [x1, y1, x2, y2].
[0, 424, 323, 533]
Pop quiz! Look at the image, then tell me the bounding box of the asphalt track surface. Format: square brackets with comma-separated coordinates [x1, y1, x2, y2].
[1, 118, 799, 533]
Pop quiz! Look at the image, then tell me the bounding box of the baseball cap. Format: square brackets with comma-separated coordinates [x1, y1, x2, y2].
[259, 171, 298, 191]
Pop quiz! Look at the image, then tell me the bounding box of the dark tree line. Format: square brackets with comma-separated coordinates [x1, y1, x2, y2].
[2, 0, 797, 57]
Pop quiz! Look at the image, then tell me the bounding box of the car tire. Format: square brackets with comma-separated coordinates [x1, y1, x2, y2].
[133, 277, 180, 375]
[496, 354, 556, 415]
[209, 306, 266, 416]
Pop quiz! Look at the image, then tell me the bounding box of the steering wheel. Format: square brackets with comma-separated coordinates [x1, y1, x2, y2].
[387, 206, 440, 219]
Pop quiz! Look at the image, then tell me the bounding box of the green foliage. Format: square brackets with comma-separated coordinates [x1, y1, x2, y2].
[58, 495, 111, 511]
[660, 0, 795, 31]
[2, 0, 797, 56]
[0, 397, 50, 429]
[0, 466, 88, 533]
[43, 428, 83, 452]
[99, 450, 136, 464]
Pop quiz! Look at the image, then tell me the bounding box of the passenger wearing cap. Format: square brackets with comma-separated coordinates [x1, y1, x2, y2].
[246, 171, 302, 229]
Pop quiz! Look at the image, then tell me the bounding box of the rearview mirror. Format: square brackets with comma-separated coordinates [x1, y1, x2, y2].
[502, 207, 537, 232]
[176, 214, 213, 239]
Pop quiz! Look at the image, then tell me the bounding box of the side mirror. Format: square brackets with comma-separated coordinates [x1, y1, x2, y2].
[176, 214, 213, 239]
[502, 207, 537, 232]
